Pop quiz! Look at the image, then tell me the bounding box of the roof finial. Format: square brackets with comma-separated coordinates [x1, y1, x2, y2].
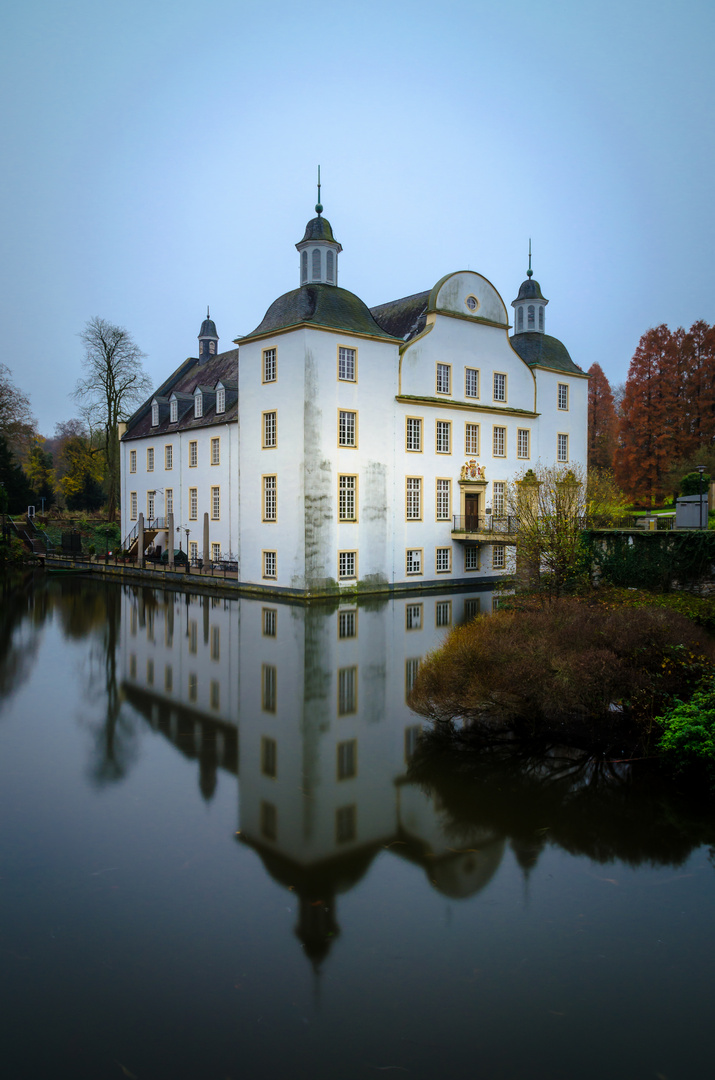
[315, 165, 323, 215]
[527, 238, 533, 279]
[207, 305, 210, 318]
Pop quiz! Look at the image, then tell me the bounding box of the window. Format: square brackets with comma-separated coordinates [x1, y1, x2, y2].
[263, 475, 276, 521]
[189, 441, 197, 467]
[211, 437, 220, 464]
[436, 363, 451, 395]
[147, 448, 154, 472]
[188, 672, 198, 701]
[189, 541, 198, 564]
[436, 478, 451, 520]
[405, 658, 420, 697]
[493, 426, 506, 457]
[517, 307, 524, 332]
[170, 398, 178, 423]
[263, 550, 276, 579]
[336, 805, 356, 844]
[129, 450, 136, 473]
[189, 620, 198, 654]
[338, 667, 357, 715]
[216, 387, 226, 413]
[539, 307, 544, 331]
[558, 433, 569, 462]
[406, 417, 422, 451]
[435, 600, 452, 627]
[301, 250, 308, 284]
[146, 658, 154, 685]
[263, 411, 276, 448]
[166, 488, 173, 515]
[194, 393, 203, 418]
[528, 305, 535, 329]
[151, 402, 159, 427]
[262, 664, 276, 711]
[312, 248, 321, 279]
[338, 475, 357, 521]
[558, 383, 569, 410]
[211, 486, 220, 520]
[147, 491, 155, 519]
[517, 429, 530, 459]
[339, 410, 356, 447]
[263, 348, 277, 383]
[493, 481, 505, 516]
[189, 488, 197, 520]
[130, 492, 137, 520]
[164, 665, 173, 692]
[405, 602, 422, 629]
[465, 368, 479, 398]
[338, 609, 357, 639]
[326, 249, 334, 282]
[436, 547, 451, 573]
[129, 654, 137, 679]
[339, 550, 357, 579]
[211, 542, 221, 562]
[493, 372, 506, 401]
[436, 420, 451, 454]
[165, 445, 173, 470]
[338, 346, 356, 381]
[406, 477, 422, 520]
[210, 680, 220, 711]
[406, 549, 423, 576]
[465, 545, 479, 571]
[492, 544, 506, 569]
[337, 740, 357, 780]
[261, 737, 277, 779]
[210, 625, 220, 660]
[465, 597, 481, 619]
[263, 608, 277, 637]
[465, 423, 480, 455]
[260, 801, 277, 841]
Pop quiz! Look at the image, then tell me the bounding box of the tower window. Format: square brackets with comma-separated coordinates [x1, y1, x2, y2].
[538, 306, 544, 331]
[312, 248, 321, 280]
[301, 250, 308, 284]
[326, 249, 334, 283]
[517, 306, 524, 332]
[528, 304, 535, 328]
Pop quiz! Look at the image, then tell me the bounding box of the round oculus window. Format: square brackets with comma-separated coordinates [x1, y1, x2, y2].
[465, 295, 479, 312]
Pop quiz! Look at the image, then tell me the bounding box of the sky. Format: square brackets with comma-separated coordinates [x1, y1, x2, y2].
[1, 0, 713, 436]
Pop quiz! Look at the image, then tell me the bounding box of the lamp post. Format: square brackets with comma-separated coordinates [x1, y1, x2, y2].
[697, 465, 706, 530]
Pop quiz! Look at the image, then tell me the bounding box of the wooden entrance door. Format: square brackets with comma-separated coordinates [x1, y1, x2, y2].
[465, 493, 480, 530]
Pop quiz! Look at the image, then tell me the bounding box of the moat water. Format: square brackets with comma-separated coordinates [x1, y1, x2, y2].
[1, 571, 714, 1080]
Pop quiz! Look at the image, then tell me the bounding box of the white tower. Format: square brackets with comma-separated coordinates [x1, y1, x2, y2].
[511, 241, 548, 334]
[295, 169, 343, 286]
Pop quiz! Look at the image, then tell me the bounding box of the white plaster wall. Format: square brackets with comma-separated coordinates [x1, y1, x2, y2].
[533, 368, 589, 471]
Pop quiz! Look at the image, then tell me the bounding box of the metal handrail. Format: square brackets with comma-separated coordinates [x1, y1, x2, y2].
[452, 515, 519, 533]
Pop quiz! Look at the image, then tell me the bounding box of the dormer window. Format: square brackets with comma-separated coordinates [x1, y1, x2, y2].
[194, 393, 203, 418]
[170, 398, 178, 423]
[151, 402, 159, 427]
[216, 387, 225, 414]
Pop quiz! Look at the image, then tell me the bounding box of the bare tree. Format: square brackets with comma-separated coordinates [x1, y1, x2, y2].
[74, 318, 152, 520]
[0, 362, 36, 454]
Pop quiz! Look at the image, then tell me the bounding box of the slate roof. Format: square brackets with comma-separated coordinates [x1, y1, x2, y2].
[243, 284, 399, 341]
[122, 348, 239, 440]
[514, 278, 546, 301]
[297, 216, 340, 245]
[369, 291, 430, 341]
[510, 332, 584, 375]
[199, 317, 218, 338]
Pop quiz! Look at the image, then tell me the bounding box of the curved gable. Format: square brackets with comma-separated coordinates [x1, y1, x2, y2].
[429, 271, 508, 327]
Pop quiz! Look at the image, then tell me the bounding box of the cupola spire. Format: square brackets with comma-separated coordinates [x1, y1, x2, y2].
[198, 309, 219, 362]
[316, 164, 323, 215]
[296, 170, 342, 287]
[511, 241, 548, 335]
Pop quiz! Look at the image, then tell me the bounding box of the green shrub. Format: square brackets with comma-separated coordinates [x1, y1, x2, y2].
[657, 679, 715, 779]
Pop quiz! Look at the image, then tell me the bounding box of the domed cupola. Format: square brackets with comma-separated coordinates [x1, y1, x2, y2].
[511, 241, 548, 335]
[198, 307, 219, 362]
[295, 168, 343, 286]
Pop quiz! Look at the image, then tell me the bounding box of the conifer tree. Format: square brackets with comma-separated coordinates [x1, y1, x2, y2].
[587, 362, 617, 470]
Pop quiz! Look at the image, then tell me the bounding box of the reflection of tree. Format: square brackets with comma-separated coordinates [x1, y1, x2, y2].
[0, 569, 46, 712]
[408, 727, 715, 872]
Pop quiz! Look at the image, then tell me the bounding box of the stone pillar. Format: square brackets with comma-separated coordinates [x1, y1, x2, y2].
[167, 513, 174, 567]
[203, 512, 210, 569]
[137, 513, 144, 568]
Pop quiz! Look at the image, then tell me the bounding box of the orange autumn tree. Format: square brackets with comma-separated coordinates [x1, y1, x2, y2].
[587, 362, 617, 470]
[614, 326, 678, 504]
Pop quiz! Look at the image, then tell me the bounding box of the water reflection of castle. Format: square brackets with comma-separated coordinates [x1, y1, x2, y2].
[120, 586, 505, 965]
